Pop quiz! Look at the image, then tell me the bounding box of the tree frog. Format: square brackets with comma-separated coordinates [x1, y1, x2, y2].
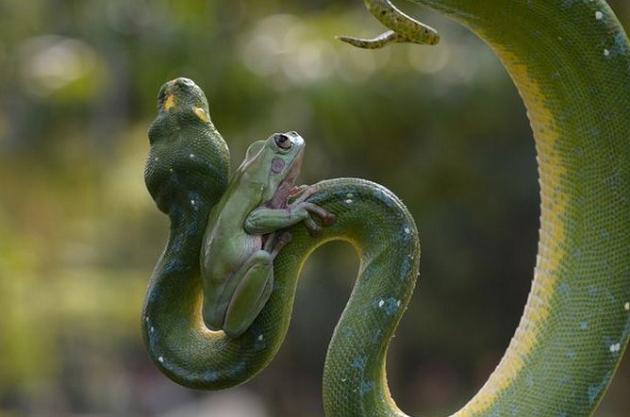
[200, 131, 335, 337]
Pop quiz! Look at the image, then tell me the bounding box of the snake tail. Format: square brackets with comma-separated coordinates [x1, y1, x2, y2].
[324, 0, 630, 416]
[338, 0, 439, 49]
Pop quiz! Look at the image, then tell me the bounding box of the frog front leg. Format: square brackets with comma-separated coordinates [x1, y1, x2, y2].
[221, 203, 334, 338]
[221, 233, 291, 338]
[245, 200, 336, 236]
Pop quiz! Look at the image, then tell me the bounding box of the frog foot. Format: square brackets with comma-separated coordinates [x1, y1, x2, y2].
[287, 186, 337, 233]
[264, 231, 293, 256]
[299, 202, 336, 237]
[289, 185, 314, 203]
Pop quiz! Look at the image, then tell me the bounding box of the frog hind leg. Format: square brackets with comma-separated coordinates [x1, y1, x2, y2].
[223, 233, 292, 337]
[222, 251, 274, 338]
[263, 231, 293, 254]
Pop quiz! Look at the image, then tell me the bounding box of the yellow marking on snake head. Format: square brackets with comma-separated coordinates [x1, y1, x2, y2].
[163, 94, 176, 111]
[193, 106, 210, 122]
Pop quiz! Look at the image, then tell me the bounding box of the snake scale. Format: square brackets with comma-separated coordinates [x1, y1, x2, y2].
[142, 0, 630, 415]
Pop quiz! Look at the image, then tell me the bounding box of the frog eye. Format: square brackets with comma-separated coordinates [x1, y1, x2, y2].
[274, 133, 293, 150]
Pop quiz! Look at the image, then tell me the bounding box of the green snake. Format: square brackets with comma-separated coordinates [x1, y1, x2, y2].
[142, 0, 630, 415]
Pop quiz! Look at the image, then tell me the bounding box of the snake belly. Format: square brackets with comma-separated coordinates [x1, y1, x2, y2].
[142, 0, 630, 416]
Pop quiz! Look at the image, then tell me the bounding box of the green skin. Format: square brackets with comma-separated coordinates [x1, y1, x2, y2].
[200, 131, 335, 338]
[143, 0, 630, 415]
[338, 0, 440, 48]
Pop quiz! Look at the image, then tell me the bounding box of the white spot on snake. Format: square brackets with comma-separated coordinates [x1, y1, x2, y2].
[341, 377, 347, 382]
[351, 356, 367, 370]
[189, 153, 195, 158]
[158, 356, 164, 363]
[404, 227, 411, 234]
[360, 381, 375, 396]
[378, 299, 385, 308]
[595, 11, 603, 19]
[625, 302, 629, 311]
[190, 200, 195, 206]
[345, 199, 353, 204]
[169, 168, 174, 173]
[258, 334, 264, 341]
[609, 343, 621, 353]
[150, 326, 155, 333]
[604, 49, 610, 56]
[145, 316, 149, 322]
[154, 157, 159, 162]
[397, 300, 401, 307]
[346, 193, 354, 199]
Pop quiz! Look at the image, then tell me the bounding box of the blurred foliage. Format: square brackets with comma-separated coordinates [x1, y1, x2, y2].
[1, 0, 630, 416]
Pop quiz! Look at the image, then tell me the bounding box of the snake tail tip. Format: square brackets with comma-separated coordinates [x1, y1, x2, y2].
[335, 35, 383, 50]
[335, 35, 355, 45]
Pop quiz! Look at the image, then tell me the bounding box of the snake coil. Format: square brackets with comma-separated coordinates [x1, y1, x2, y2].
[143, 1, 630, 415]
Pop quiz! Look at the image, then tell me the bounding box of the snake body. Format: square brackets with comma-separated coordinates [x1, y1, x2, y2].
[143, 1, 630, 415]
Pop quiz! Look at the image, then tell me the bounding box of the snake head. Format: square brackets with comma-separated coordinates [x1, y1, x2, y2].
[145, 78, 229, 218]
[156, 77, 209, 114]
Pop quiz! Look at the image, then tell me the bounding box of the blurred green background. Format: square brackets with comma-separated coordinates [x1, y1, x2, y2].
[1, 0, 629, 416]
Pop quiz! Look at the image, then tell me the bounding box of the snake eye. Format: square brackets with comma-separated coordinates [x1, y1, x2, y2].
[274, 133, 293, 150]
[158, 87, 167, 101]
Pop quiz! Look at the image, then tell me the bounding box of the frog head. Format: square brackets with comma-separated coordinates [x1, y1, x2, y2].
[258, 131, 306, 207]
